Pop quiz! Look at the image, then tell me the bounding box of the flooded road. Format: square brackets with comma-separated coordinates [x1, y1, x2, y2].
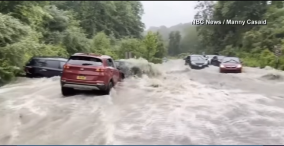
[1, 59, 284, 145]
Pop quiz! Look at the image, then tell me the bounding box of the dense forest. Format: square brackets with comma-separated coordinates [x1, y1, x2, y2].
[146, 23, 197, 57]
[0, 1, 166, 84]
[193, 1, 284, 69]
[149, 1, 284, 69]
[2, 1, 284, 84]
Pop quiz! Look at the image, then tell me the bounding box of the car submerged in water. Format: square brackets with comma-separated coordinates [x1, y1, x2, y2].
[211, 55, 226, 66]
[60, 53, 123, 96]
[24, 56, 68, 78]
[205, 55, 217, 65]
[219, 57, 242, 73]
[114, 60, 144, 77]
[185, 55, 209, 69]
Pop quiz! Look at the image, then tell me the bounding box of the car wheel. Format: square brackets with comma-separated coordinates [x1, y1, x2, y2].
[103, 81, 113, 95]
[26, 73, 33, 78]
[121, 73, 125, 80]
[131, 67, 142, 77]
[61, 86, 75, 97]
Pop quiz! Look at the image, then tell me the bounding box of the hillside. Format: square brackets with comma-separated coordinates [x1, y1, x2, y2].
[0, 1, 166, 84]
[146, 22, 192, 40]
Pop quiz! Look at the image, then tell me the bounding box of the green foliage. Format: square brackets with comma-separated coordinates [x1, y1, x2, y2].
[150, 1, 284, 69]
[0, 1, 167, 84]
[143, 31, 158, 61]
[191, 1, 284, 70]
[145, 23, 201, 56]
[168, 31, 182, 56]
[177, 53, 191, 59]
[116, 37, 146, 59]
[154, 32, 166, 59]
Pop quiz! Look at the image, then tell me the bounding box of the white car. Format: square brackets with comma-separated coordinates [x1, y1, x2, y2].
[201, 56, 210, 66]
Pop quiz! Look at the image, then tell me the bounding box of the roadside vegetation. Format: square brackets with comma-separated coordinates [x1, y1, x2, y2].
[2, 1, 283, 84]
[193, 1, 284, 69]
[149, 1, 284, 70]
[0, 1, 166, 84]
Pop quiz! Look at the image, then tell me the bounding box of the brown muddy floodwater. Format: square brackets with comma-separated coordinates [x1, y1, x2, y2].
[0, 59, 284, 145]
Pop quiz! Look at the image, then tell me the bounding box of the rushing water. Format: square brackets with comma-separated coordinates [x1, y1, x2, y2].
[1, 59, 284, 145]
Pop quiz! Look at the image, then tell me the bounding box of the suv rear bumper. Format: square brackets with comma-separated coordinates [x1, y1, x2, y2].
[61, 81, 106, 90]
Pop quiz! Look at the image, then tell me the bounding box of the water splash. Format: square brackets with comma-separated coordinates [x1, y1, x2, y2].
[1, 59, 284, 144]
[117, 58, 163, 78]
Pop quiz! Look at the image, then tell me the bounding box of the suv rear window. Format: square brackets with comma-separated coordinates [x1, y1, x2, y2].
[68, 56, 103, 66]
[46, 60, 60, 68]
[28, 58, 46, 66]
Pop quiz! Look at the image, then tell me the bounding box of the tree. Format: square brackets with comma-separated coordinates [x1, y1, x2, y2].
[191, 1, 284, 69]
[0, 1, 158, 84]
[168, 31, 181, 56]
[117, 38, 146, 59]
[143, 31, 158, 61]
[154, 32, 166, 59]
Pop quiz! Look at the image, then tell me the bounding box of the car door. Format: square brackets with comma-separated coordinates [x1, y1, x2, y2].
[106, 59, 119, 83]
[188, 56, 193, 66]
[59, 61, 66, 76]
[41, 60, 62, 77]
[110, 59, 120, 81]
[212, 56, 218, 65]
[26, 58, 46, 76]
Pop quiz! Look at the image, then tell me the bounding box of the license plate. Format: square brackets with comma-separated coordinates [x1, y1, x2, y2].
[77, 76, 86, 80]
[199, 65, 202, 67]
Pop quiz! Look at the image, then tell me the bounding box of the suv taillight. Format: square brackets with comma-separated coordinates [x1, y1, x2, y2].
[63, 65, 69, 69]
[96, 68, 104, 72]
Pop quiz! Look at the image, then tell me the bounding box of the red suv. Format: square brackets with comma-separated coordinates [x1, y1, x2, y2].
[60, 53, 121, 96]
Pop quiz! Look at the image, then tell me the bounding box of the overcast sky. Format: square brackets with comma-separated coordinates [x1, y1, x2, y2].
[141, 1, 198, 29]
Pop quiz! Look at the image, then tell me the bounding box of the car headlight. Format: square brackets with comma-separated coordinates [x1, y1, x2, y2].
[220, 64, 225, 68]
[192, 62, 196, 65]
[237, 64, 242, 68]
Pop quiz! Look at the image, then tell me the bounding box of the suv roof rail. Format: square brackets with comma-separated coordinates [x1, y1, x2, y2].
[33, 56, 67, 59]
[101, 55, 111, 58]
[73, 53, 102, 56]
[72, 53, 113, 58]
[73, 53, 85, 55]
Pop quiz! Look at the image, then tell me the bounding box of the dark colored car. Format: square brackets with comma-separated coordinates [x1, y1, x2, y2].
[184, 55, 209, 65]
[211, 55, 225, 66]
[188, 55, 208, 69]
[114, 60, 143, 77]
[114, 60, 128, 79]
[24, 57, 67, 78]
[219, 57, 242, 73]
[60, 53, 122, 96]
[184, 55, 190, 65]
[205, 55, 217, 64]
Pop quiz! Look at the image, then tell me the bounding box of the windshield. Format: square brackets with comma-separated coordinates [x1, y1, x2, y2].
[115, 61, 132, 67]
[218, 56, 225, 59]
[207, 55, 216, 59]
[191, 56, 205, 61]
[68, 56, 103, 66]
[222, 57, 240, 63]
[114, 61, 120, 66]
